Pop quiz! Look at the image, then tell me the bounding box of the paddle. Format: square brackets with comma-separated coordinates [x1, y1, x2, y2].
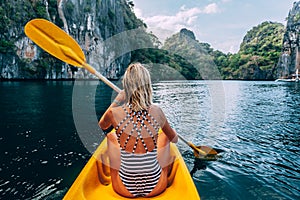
[24, 18, 218, 158]
[177, 134, 218, 159]
[24, 19, 120, 93]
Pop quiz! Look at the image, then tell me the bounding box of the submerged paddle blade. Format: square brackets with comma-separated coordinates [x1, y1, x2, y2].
[193, 146, 220, 161]
[187, 142, 207, 156]
[196, 145, 218, 155]
[25, 19, 85, 67]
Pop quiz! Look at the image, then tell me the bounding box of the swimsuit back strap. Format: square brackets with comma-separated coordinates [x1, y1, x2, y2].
[116, 104, 160, 153]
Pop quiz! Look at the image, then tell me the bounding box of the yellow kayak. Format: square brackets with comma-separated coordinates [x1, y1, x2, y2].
[63, 137, 200, 200]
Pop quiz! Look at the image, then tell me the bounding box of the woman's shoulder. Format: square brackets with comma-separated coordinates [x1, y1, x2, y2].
[149, 104, 166, 122]
[110, 106, 127, 124]
[149, 104, 163, 113]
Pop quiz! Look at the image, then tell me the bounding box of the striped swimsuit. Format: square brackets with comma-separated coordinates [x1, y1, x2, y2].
[116, 104, 162, 197]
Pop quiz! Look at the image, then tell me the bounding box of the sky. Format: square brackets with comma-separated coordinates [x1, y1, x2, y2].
[132, 0, 297, 53]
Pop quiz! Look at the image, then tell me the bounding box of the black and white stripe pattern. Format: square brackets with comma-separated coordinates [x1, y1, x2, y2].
[119, 149, 162, 197]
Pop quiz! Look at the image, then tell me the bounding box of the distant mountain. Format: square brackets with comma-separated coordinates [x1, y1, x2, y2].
[160, 2, 300, 80]
[161, 21, 284, 80]
[163, 28, 221, 80]
[1, 0, 298, 80]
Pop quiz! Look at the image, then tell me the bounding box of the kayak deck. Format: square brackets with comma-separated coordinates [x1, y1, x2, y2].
[63, 137, 200, 200]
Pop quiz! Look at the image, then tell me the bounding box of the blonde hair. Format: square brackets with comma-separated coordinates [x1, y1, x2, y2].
[123, 63, 152, 111]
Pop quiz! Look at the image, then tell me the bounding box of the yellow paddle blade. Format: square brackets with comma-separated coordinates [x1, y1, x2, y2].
[197, 145, 218, 155]
[24, 19, 85, 67]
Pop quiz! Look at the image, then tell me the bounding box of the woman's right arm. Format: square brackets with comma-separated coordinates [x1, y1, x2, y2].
[156, 106, 178, 143]
[161, 119, 178, 143]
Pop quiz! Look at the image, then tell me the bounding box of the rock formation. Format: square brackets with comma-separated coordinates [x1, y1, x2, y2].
[278, 1, 300, 78]
[0, 0, 144, 79]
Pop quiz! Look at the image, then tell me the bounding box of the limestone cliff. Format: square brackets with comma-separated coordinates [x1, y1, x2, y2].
[277, 1, 300, 77]
[0, 0, 145, 79]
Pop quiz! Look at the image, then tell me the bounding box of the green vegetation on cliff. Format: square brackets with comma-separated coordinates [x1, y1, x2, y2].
[0, 0, 61, 43]
[163, 29, 217, 80]
[129, 21, 285, 80]
[162, 22, 284, 80]
[235, 21, 284, 79]
[0, 0, 289, 80]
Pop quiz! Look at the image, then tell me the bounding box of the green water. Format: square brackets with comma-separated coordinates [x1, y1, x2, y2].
[0, 80, 299, 199]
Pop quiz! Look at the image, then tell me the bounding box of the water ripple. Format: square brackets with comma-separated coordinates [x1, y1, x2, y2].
[1, 80, 299, 199]
[154, 81, 300, 200]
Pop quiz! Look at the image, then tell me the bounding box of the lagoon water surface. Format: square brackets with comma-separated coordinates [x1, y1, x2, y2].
[0, 80, 299, 199]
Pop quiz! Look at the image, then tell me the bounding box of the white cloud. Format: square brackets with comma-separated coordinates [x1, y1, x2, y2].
[203, 3, 220, 14]
[132, 0, 294, 53]
[138, 4, 221, 42]
[211, 37, 241, 53]
[133, 7, 143, 18]
[221, 0, 232, 3]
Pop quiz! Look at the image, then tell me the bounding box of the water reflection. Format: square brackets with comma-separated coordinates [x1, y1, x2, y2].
[153, 80, 300, 199]
[0, 80, 299, 199]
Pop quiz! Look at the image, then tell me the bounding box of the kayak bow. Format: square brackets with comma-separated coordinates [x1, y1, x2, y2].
[63, 135, 200, 200]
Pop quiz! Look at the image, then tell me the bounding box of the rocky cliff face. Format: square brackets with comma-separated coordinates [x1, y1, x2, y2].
[278, 1, 300, 77]
[0, 0, 144, 79]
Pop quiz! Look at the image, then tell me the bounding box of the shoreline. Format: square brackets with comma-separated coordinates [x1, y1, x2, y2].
[0, 78, 277, 82]
[0, 78, 120, 82]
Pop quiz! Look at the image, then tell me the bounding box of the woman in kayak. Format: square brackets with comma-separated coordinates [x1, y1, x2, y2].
[99, 62, 178, 198]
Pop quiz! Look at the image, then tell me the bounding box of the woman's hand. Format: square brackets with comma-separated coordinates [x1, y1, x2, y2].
[99, 90, 126, 130]
[113, 90, 126, 106]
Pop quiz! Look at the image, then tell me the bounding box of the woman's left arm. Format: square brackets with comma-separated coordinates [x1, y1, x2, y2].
[99, 90, 126, 130]
[99, 109, 113, 131]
